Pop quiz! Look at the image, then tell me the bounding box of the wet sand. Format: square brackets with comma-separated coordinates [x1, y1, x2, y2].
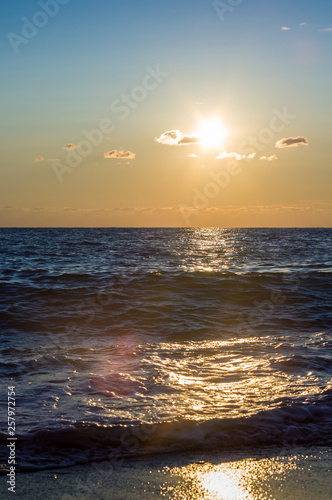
[1, 446, 331, 499]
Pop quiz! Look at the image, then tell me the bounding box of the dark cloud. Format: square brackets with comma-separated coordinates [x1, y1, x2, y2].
[62, 144, 78, 150]
[104, 150, 136, 159]
[275, 137, 309, 148]
[178, 135, 200, 145]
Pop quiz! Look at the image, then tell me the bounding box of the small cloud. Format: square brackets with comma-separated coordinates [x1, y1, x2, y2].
[188, 154, 199, 158]
[320, 27, 332, 31]
[275, 137, 309, 148]
[62, 144, 78, 150]
[216, 151, 256, 160]
[178, 135, 200, 145]
[281, 26, 290, 31]
[33, 156, 44, 163]
[155, 130, 200, 146]
[1, 205, 22, 213]
[47, 158, 60, 162]
[104, 150, 136, 159]
[260, 155, 278, 161]
[299, 22, 308, 26]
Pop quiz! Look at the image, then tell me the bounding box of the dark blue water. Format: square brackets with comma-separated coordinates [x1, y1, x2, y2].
[1, 228, 332, 471]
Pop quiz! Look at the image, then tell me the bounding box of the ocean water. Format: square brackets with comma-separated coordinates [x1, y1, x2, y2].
[0, 228, 332, 471]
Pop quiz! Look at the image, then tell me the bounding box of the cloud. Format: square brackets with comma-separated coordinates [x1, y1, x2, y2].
[0, 205, 23, 213]
[155, 130, 200, 146]
[62, 144, 78, 150]
[33, 156, 44, 162]
[188, 154, 199, 158]
[275, 137, 309, 148]
[299, 22, 307, 26]
[104, 150, 136, 159]
[281, 26, 290, 31]
[260, 154, 278, 161]
[178, 135, 200, 145]
[47, 158, 60, 162]
[216, 151, 256, 160]
[320, 27, 332, 31]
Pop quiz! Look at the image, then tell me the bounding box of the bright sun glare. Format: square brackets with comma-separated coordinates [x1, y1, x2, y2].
[196, 118, 228, 149]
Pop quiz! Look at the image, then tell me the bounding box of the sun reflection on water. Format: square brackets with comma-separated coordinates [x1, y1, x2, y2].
[168, 462, 255, 500]
[200, 468, 253, 499]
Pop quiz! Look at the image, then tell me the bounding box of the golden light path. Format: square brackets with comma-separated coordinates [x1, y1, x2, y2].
[164, 452, 320, 500]
[199, 467, 253, 499]
[165, 461, 256, 499]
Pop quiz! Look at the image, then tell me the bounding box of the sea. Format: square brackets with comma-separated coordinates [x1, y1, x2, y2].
[0, 228, 332, 472]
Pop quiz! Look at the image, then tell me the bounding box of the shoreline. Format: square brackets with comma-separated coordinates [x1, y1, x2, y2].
[1, 445, 331, 499]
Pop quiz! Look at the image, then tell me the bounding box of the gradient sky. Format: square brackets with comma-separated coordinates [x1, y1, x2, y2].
[1, 0, 332, 226]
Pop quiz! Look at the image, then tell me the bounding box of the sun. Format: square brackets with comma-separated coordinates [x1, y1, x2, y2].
[196, 118, 228, 149]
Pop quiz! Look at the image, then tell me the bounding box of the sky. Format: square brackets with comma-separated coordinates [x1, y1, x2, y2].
[0, 0, 332, 227]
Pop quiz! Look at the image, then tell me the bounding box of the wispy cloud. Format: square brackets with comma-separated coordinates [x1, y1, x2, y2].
[275, 137, 309, 148]
[281, 23, 332, 32]
[260, 154, 278, 161]
[104, 150, 136, 159]
[47, 158, 60, 162]
[155, 130, 200, 146]
[216, 151, 256, 160]
[33, 156, 44, 162]
[62, 144, 78, 150]
[2, 202, 332, 227]
[188, 154, 199, 158]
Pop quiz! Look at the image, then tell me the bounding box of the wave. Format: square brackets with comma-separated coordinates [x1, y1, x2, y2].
[1, 393, 331, 473]
[2, 269, 332, 301]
